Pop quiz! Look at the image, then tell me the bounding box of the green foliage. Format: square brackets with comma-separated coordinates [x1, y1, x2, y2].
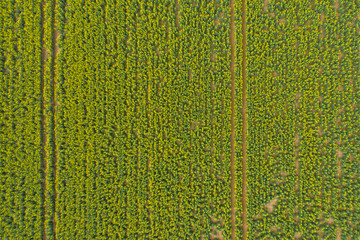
[0, 0, 44, 239]
[247, 0, 360, 238]
[2, 0, 358, 239]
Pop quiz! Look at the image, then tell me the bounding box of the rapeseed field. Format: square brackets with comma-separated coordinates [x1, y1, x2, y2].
[0, 0, 359, 239]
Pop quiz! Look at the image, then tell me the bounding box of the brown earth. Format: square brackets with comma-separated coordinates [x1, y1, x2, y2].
[265, 197, 278, 214]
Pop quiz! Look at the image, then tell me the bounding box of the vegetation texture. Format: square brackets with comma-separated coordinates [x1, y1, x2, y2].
[247, 0, 360, 239]
[0, 0, 359, 239]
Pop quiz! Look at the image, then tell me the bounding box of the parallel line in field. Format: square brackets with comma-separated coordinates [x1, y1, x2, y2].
[241, 0, 247, 238]
[230, 0, 236, 239]
[50, 0, 58, 238]
[40, 1, 48, 239]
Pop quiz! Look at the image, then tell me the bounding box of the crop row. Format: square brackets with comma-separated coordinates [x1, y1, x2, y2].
[0, 0, 44, 239]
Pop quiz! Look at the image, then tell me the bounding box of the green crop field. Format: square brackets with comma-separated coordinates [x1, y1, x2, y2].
[0, 0, 359, 239]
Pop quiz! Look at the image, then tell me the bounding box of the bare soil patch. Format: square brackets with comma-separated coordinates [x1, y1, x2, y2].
[320, 13, 325, 22]
[263, 0, 269, 12]
[294, 232, 302, 239]
[279, 18, 286, 25]
[265, 197, 278, 214]
[336, 227, 341, 240]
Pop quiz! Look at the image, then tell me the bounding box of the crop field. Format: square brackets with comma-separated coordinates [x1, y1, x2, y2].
[0, 0, 359, 239]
